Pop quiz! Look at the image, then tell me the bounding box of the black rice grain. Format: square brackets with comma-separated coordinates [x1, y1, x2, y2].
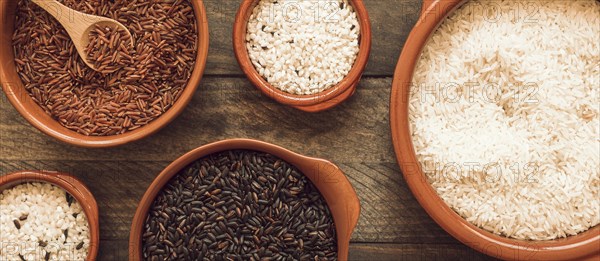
[142, 150, 337, 261]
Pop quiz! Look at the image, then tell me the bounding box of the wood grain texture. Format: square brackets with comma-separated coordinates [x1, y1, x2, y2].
[98, 241, 492, 261]
[0, 77, 395, 163]
[349, 243, 494, 261]
[202, 0, 421, 76]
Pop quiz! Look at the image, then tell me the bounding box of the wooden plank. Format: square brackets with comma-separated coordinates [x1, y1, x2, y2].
[341, 162, 452, 244]
[98, 241, 129, 261]
[0, 77, 397, 164]
[0, 160, 456, 244]
[202, 0, 421, 76]
[99, 240, 493, 260]
[348, 243, 494, 261]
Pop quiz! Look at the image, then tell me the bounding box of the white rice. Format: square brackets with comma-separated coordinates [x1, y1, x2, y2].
[246, 0, 360, 95]
[409, 0, 600, 240]
[0, 183, 90, 260]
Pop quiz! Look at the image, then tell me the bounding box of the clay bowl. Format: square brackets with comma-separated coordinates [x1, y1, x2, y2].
[390, 0, 599, 260]
[233, 0, 372, 112]
[0, 170, 99, 260]
[129, 139, 360, 260]
[0, 1, 209, 148]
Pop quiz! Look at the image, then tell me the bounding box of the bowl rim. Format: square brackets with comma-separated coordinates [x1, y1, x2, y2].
[0, 170, 100, 261]
[128, 138, 361, 260]
[0, 0, 210, 148]
[232, 0, 372, 111]
[390, 0, 600, 260]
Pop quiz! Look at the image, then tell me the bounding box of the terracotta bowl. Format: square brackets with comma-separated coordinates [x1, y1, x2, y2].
[233, 0, 372, 112]
[0, 1, 209, 148]
[0, 170, 99, 261]
[129, 139, 360, 260]
[390, 1, 599, 260]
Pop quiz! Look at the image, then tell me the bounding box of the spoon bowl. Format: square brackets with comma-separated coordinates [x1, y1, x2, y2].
[31, 0, 133, 72]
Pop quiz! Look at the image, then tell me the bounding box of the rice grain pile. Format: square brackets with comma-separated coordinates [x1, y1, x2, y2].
[85, 25, 134, 74]
[12, 0, 198, 136]
[409, 0, 600, 240]
[142, 150, 337, 260]
[0, 183, 90, 260]
[246, 0, 360, 95]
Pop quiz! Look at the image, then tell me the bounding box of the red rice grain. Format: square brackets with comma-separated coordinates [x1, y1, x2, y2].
[12, 0, 198, 136]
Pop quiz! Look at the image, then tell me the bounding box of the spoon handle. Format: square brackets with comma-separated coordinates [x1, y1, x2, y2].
[30, 0, 134, 72]
[30, 0, 90, 41]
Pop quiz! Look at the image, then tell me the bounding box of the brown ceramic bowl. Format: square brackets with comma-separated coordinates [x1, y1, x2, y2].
[0, 1, 209, 148]
[233, 0, 372, 112]
[390, 1, 600, 260]
[0, 170, 99, 260]
[129, 139, 360, 260]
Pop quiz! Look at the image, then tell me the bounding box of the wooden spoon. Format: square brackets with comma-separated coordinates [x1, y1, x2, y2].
[31, 0, 133, 72]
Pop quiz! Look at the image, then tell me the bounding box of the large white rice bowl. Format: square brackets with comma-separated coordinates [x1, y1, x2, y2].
[409, 0, 600, 241]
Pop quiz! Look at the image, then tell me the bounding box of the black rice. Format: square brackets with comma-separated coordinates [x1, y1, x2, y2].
[142, 150, 338, 261]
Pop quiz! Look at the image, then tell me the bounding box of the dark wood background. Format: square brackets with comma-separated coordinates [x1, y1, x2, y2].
[0, 0, 492, 260]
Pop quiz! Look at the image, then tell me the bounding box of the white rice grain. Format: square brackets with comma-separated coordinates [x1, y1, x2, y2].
[0, 183, 90, 260]
[409, 0, 600, 240]
[246, 0, 360, 95]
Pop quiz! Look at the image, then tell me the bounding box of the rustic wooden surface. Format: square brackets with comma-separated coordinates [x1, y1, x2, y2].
[0, 0, 494, 260]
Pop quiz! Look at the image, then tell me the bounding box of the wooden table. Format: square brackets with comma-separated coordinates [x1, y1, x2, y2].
[0, 0, 492, 260]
